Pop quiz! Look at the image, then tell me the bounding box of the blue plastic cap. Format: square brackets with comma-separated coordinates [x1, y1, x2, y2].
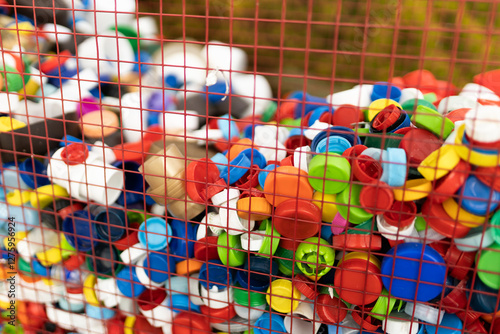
[94, 208, 127, 242]
[381, 148, 407, 187]
[239, 148, 267, 169]
[1, 167, 31, 190]
[113, 161, 144, 206]
[58, 297, 85, 313]
[424, 313, 462, 334]
[288, 92, 328, 118]
[315, 135, 352, 154]
[165, 74, 181, 88]
[220, 153, 251, 185]
[467, 277, 500, 314]
[254, 313, 286, 334]
[85, 303, 116, 320]
[307, 106, 331, 126]
[133, 51, 151, 74]
[217, 115, 240, 140]
[311, 126, 361, 152]
[236, 257, 279, 291]
[211, 153, 229, 174]
[258, 164, 278, 190]
[381, 242, 446, 302]
[62, 210, 97, 252]
[371, 82, 402, 102]
[143, 250, 175, 284]
[2, 204, 40, 232]
[138, 217, 172, 251]
[458, 175, 500, 216]
[199, 260, 233, 290]
[243, 125, 256, 140]
[31, 257, 51, 278]
[167, 294, 201, 314]
[170, 219, 197, 259]
[206, 81, 230, 103]
[165, 276, 190, 295]
[19, 158, 51, 189]
[116, 266, 146, 298]
[147, 111, 161, 127]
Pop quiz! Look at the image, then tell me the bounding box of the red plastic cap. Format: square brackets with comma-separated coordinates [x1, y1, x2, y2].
[114, 230, 140, 251]
[400, 128, 443, 165]
[134, 315, 164, 334]
[474, 69, 500, 97]
[371, 104, 401, 131]
[316, 294, 348, 324]
[422, 199, 470, 239]
[293, 274, 318, 300]
[137, 289, 167, 311]
[359, 181, 394, 215]
[441, 279, 467, 314]
[273, 199, 321, 239]
[331, 104, 364, 128]
[334, 259, 383, 306]
[194, 236, 220, 261]
[352, 155, 383, 183]
[60, 143, 89, 165]
[199, 304, 236, 324]
[382, 201, 417, 228]
[402, 70, 438, 93]
[430, 159, 470, 203]
[331, 234, 382, 251]
[172, 312, 211, 334]
[446, 108, 471, 123]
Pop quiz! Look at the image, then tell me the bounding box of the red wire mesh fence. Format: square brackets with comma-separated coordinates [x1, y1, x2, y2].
[1, 0, 500, 333]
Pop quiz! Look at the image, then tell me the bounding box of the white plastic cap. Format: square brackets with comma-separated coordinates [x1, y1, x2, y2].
[459, 83, 500, 101]
[202, 40, 248, 73]
[120, 92, 149, 143]
[437, 95, 478, 115]
[327, 85, 373, 109]
[465, 105, 500, 143]
[399, 88, 425, 105]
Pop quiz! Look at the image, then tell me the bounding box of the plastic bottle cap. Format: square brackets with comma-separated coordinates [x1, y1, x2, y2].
[236, 257, 278, 292]
[62, 210, 97, 252]
[382, 201, 417, 228]
[336, 184, 374, 224]
[477, 243, 500, 290]
[331, 234, 382, 251]
[217, 232, 246, 267]
[430, 159, 470, 203]
[334, 258, 383, 305]
[60, 143, 89, 165]
[138, 218, 172, 251]
[254, 313, 287, 334]
[316, 293, 348, 324]
[367, 99, 402, 121]
[293, 274, 318, 300]
[381, 242, 446, 302]
[421, 199, 470, 239]
[418, 145, 461, 181]
[116, 266, 146, 298]
[423, 313, 463, 334]
[412, 105, 455, 139]
[459, 175, 500, 216]
[264, 166, 313, 206]
[266, 279, 302, 314]
[442, 197, 486, 228]
[359, 181, 394, 215]
[80, 110, 119, 138]
[308, 153, 351, 194]
[273, 199, 321, 240]
[172, 312, 211, 334]
[295, 237, 335, 278]
[312, 192, 339, 222]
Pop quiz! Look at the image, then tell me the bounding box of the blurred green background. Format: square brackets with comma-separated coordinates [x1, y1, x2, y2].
[140, 0, 500, 97]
